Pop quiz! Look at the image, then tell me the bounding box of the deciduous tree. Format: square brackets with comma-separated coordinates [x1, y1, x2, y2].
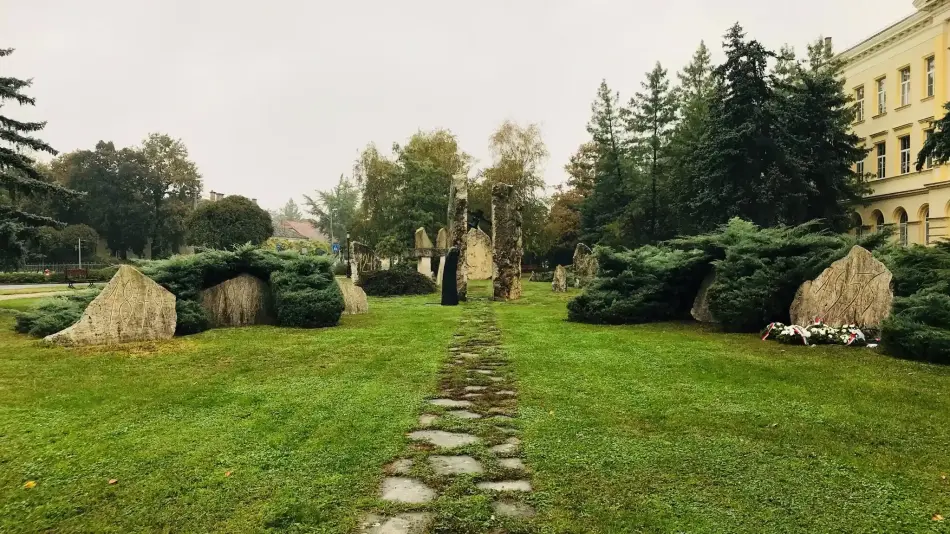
[186, 195, 273, 249]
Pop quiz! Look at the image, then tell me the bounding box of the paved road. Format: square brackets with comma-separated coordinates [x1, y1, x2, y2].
[0, 284, 72, 291]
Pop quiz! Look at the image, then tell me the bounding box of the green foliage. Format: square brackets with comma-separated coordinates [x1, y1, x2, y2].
[35, 224, 98, 262]
[186, 196, 273, 250]
[13, 291, 99, 337]
[917, 101, 950, 170]
[174, 299, 209, 336]
[303, 175, 359, 245]
[567, 245, 710, 324]
[0, 266, 117, 284]
[357, 264, 437, 297]
[878, 242, 950, 297]
[881, 292, 950, 364]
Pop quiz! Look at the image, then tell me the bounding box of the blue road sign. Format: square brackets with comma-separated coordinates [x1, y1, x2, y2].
[332, 243, 341, 254]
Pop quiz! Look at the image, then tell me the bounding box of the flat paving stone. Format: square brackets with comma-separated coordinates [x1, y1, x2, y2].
[493, 415, 515, 422]
[492, 501, 536, 518]
[473, 369, 494, 375]
[428, 455, 484, 475]
[429, 398, 473, 408]
[491, 437, 521, 456]
[446, 410, 482, 419]
[489, 376, 504, 382]
[498, 458, 525, 470]
[359, 512, 433, 533]
[497, 390, 517, 396]
[386, 459, 413, 475]
[464, 386, 487, 392]
[418, 414, 438, 427]
[495, 426, 519, 435]
[477, 480, 532, 492]
[380, 477, 436, 503]
[459, 352, 480, 358]
[408, 430, 480, 448]
[462, 393, 483, 399]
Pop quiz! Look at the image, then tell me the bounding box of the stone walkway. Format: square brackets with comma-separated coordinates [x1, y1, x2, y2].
[357, 298, 535, 533]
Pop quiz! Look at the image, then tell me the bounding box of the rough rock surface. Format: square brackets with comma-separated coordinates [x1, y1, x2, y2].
[359, 512, 432, 534]
[350, 241, 381, 285]
[448, 173, 468, 300]
[572, 243, 598, 287]
[415, 227, 433, 277]
[790, 245, 894, 327]
[199, 274, 274, 327]
[441, 247, 460, 306]
[690, 272, 717, 323]
[491, 183, 523, 301]
[552, 265, 567, 293]
[46, 265, 176, 346]
[435, 228, 448, 286]
[336, 278, 369, 315]
[466, 228, 493, 280]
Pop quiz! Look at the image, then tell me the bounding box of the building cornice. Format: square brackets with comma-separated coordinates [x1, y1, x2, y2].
[837, 1, 949, 67]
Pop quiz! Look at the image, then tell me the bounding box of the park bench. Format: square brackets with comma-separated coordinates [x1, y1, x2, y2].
[65, 268, 95, 289]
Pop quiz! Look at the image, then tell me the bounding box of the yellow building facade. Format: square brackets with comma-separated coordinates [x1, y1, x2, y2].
[840, 0, 950, 245]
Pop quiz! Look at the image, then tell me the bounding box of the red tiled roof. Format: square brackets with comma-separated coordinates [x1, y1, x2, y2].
[280, 220, 327, 241]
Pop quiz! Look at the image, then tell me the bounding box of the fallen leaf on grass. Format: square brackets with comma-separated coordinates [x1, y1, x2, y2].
[933, 514, 944, 522]
[225, 471, 232, 477]
[23, 481, 36, 489]
[108, 479, 118, 485]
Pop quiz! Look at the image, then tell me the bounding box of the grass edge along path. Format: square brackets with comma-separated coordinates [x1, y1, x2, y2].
[356, 297, 538, 534]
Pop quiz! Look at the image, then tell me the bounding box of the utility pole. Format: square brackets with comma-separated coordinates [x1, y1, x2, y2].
[77, 238, 82, 269]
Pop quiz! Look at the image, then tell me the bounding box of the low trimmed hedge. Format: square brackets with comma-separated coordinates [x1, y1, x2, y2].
[358, 265, 437, 297]
[14, 291, 100, 337]
[0, 267, 118, 285]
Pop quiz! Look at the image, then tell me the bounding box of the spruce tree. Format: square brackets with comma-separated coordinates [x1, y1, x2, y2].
[625, 62, 678, 243]
[690, 24, 777, 229]
[580, 80, 631, 245]
[0, 48, 79, 268]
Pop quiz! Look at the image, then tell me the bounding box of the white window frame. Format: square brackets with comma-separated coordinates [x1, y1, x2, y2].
[855, 87, 865, 122]
[900, 68, 911, 106]
[878, 78, 887, 114]
[856, 160, 865, 177]
[927, 56, 936, 98]
[900, 135, 911, 174]
[926, 129, 935, 168]
[877, 142, 887, 178]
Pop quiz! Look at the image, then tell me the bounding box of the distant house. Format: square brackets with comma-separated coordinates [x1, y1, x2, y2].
[276, 220, 327, 242]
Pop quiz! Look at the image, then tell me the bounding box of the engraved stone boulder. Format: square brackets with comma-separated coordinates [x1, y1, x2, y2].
[572, 243, 598, 287]
[466, 227, 493, 280]
[336, 277, 369, 315]
[690, 272, 717, 323]
[449, 173, 468, 301]
[552, 265, 567, 293]
[199, 273, 274, 327]
[790, 245, 894, 327]
[45, 265, 176, 346]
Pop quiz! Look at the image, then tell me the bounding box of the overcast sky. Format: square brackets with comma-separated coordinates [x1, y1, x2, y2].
[2, 0, 911, 212]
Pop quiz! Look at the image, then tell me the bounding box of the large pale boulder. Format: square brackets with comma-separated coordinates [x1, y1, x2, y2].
[491, 183, 523, 301]
[336, 278, 369, 315]
[199, 274, 274, 327]
[552, 265, 567, 293]
[572, 243, 598, 287]
[45, 265, 176, 346]
[690, 272, 717, 323]
[415, 227, 434, 277]
[466, 228, 493, 280]
[448, 173, 468, 300]
[790, 245, 894, 327]
[436, 228, 449, 286]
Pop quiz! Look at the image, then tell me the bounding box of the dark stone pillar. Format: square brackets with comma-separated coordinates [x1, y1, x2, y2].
[491, 183, 523, 301]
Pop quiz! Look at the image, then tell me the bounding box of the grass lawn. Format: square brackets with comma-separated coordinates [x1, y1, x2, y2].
[0, 285, 99, 296]
[0, 292, 459, 533]
[498, 282, 950, 533]
[0, 298, 49, 312]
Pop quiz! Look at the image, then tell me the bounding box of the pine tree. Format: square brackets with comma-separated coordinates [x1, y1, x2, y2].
[625, 62, 678, 243]
[0, 48, 80, 268]
[580, 80, 631, 245]
[690, 24, 777, 229]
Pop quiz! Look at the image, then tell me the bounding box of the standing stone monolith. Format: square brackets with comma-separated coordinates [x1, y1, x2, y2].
[491, 183, 522, 301]
[45, 265, 177, 346]
[436, 227, 448, 286]
[572, 243, 598, 287]
[448, 173, 468, 301]
[552, 265, 567, 293]
[336, 278, 369, 315]
[415, 227, 434, 278]
[690, 272, 717, 323]
[349, 241, 380, 285]
[790, 245, 894, 327]
[199, 273, 274, 327]
[441, 247, 460, 306]
[466, 227, 493, 280]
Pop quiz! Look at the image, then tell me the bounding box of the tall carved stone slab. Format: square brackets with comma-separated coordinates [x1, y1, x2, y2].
[436, 228, 448, 286]
[415, 227, 434, 278]
[336, 278, 369, 315]
[690, 272, 717, 323]
[790, 245, 894, 327]
[350, 241, 380, 285]
[491, 183, 523, 301]
[448, 174, 468, 300]
[572, 243, 598, 287]
[552, 265, 567, 293]
[45, 265, 176, 346]
[199, 274, 274, 328]
[465, 228, 493, 280]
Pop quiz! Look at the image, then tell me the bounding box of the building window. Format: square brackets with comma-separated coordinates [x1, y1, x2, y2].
[855, 87, 865, 122]
[856, 160, 865, 177]
[878, 78, 887, 114]
[900, 68, 911, 106]
[926, 129, 935, 168]
[927, 56, 936, 98]
[924, 206, 931, 245]
[873, 211, 885, 233]
[876, 142, 887, 178]
[899, 210, 909, 246]
[900, 135, 911, 174]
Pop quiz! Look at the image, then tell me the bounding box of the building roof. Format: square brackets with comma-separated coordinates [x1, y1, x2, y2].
[277, 220, 327, 242]
[837, 0, 947, 65]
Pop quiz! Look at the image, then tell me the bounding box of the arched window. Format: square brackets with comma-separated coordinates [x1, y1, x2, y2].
[921, 205, 931, 245]
[897, 208, 909, 246]
[872, 210, 885, 233]
[852, 212, 864, 237]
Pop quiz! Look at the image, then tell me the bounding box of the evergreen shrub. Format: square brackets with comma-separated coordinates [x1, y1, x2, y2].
[14, 291, 100, 337]
[357, 263, 437, 297]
